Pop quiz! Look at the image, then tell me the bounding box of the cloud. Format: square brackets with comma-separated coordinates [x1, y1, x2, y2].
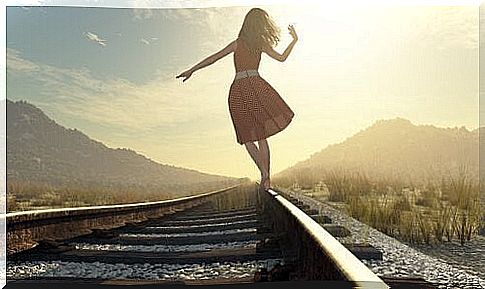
[6, 48, 40, 73]
[6, 48, 228, 136]
[139, 37, 158, 45]
[84, 31, 107, 47]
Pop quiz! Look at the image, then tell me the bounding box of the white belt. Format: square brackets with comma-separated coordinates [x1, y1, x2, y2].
[235, 69, 259, 80]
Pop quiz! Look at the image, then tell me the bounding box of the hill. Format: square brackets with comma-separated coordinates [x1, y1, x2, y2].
[275, 118, 478, 185]
[7, 99, 244, 194]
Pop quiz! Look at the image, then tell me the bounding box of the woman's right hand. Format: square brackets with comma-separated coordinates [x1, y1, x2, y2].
[288, 24, 298, 41]
[176, 69, 193, 82]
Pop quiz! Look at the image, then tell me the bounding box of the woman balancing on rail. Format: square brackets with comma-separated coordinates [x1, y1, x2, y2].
[177, 8, 298, 191]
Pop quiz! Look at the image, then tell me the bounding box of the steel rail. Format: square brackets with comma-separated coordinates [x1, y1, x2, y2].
[264, 187, 389, 289]
[5, 184, 243, 254]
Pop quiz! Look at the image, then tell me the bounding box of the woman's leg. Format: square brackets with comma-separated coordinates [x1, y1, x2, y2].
[258, 139, 270, 189]
[244, 141, 268, 186]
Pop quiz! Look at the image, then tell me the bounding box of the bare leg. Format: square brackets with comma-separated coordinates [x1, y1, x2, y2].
[244, 141, 268, 189]
[258, 139, 270, 189]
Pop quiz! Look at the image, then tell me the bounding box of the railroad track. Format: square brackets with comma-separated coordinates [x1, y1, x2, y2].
[5, 183, 415, 288]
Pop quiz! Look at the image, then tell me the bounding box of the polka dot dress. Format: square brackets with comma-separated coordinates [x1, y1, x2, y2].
[228, 38, 295, 145]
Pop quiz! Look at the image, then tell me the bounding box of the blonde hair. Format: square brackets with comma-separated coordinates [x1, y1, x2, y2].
[238, 8, 280, 55]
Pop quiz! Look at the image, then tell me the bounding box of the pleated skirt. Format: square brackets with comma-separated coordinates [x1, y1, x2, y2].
[228, 76, 294, 145]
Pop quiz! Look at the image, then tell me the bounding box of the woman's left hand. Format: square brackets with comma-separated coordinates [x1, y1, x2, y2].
[176, 69, 193, 82]
[288, 24, 298, 41]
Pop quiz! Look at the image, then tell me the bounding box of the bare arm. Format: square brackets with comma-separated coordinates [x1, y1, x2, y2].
[177, 40, 237, 82]
[263, 24, 298, 62]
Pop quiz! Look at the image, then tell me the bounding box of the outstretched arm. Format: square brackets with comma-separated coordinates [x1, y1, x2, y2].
[177, 40, 237, 82]
[263, 24, 298, 62]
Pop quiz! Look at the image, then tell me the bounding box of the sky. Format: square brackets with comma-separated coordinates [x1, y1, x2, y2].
[5, 2, 479, 180]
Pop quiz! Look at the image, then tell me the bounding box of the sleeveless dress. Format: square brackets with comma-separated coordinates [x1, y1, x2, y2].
[228, 38, 295, 145]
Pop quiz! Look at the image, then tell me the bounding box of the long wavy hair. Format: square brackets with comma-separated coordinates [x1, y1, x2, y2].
[238, 8, 280, 55]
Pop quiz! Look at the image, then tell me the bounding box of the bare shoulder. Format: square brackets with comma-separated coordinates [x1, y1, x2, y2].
[223, 39, 238, 52]
[216, 39, 238, 56]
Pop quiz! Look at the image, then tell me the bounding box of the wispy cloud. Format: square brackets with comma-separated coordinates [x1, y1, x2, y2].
[6, 48, 40, 73]
[6, 48, 228, 136]
[139, 37, 158, 45]
[84, 31, 107, 47]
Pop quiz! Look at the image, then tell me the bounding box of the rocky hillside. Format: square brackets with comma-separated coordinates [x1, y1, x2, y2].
[7, 99, 243, 191]
[275, 118, 479, 184]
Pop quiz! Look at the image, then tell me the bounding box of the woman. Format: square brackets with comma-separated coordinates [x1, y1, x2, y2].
[177, 8, 298, 191]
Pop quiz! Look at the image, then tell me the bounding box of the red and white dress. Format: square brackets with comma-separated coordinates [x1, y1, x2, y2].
[228, 38, 295, 145]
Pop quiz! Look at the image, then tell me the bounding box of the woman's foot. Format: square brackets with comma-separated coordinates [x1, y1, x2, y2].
[260, 174, 270, 191]
[263, 175, 271, 190]
[260, 174, 269, 191]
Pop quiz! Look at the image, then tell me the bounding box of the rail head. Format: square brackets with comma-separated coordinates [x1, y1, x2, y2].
[267, 188, 389, 289]
[5, 184, 241, 224]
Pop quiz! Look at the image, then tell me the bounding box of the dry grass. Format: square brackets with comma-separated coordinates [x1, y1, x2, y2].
[273, 167, 482, 245]
[7, 179, 244, 212]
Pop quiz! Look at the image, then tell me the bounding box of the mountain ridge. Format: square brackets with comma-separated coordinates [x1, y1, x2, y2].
[275, 117, 479, 184]
[7, 99, 242, 191]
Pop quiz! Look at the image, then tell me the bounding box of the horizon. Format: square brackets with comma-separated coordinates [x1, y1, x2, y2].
[7, 96, 479, 179]
[6, 4, 478, 179]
